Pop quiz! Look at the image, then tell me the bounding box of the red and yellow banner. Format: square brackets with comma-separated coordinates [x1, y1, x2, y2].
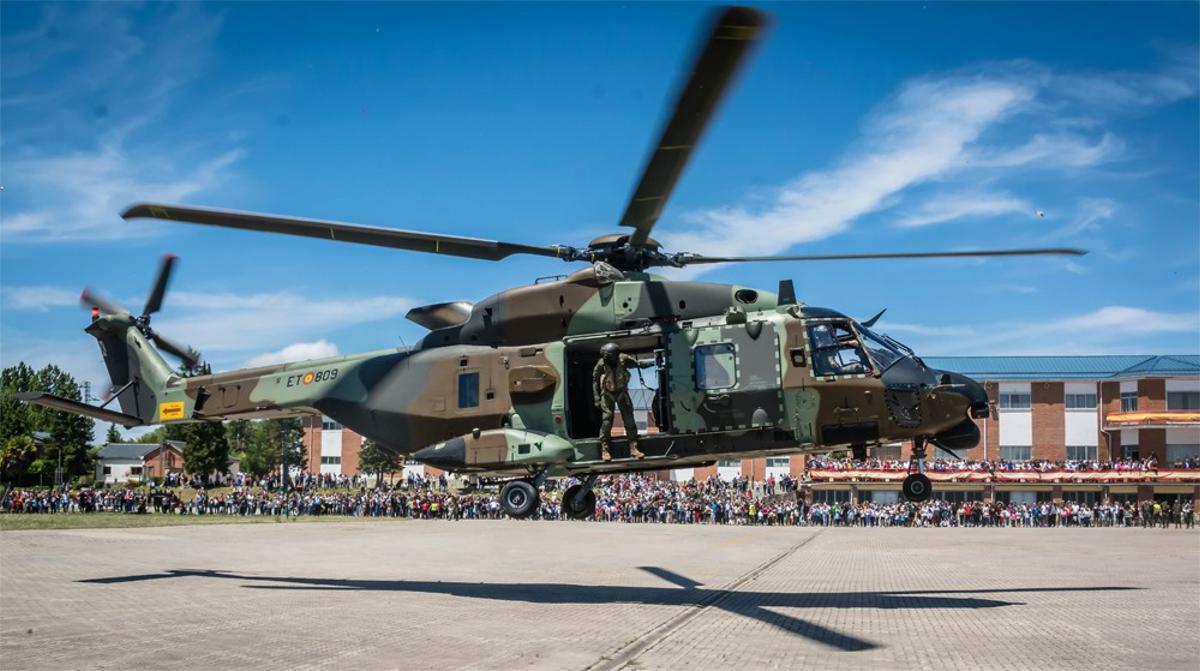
[807, 468, 1200, 484]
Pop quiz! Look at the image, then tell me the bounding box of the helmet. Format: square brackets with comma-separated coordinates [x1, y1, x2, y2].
[600, 342, 621, 363]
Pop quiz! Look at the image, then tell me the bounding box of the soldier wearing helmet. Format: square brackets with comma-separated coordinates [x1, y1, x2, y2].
[593, 342, 653, 461]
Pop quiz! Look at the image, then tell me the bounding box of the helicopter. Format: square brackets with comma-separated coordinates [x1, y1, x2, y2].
[20, 6, 1084, 518]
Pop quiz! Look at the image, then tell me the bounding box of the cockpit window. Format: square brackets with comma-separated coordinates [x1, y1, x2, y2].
[855, 323, 918, 374]
[806, 321, 870, 376]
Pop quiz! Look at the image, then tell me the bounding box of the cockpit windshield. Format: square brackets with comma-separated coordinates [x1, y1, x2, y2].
[855, 323, 918, 373]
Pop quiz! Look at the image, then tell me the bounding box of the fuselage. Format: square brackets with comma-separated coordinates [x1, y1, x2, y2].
[142, 265, 987, 476]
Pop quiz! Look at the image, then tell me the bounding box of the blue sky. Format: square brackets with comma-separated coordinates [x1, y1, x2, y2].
[2, 1, 1199, 396]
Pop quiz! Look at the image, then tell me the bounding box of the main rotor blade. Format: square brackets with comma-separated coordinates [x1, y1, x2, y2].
[122, 204, 572, 263]
[81, 288, 129, 316]
[619, 6, 768, 246]
[143, 253, 177, 316]
[674, 248, 1088, 265]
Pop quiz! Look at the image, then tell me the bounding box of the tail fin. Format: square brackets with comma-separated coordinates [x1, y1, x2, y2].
[85, 314, 176, 425]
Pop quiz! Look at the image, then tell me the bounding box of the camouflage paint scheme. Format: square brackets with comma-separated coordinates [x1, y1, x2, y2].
[74, 264, 988, 480]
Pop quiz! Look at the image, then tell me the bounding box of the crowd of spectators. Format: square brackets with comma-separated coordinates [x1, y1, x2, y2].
[2, 471, 1195, 529]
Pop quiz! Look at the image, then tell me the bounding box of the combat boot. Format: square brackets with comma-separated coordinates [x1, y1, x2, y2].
[600, 444, 612, 461]
[629, 441, 645, 459]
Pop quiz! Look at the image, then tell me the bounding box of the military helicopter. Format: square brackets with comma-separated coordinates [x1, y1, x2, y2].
[21, 6, 1083, 517]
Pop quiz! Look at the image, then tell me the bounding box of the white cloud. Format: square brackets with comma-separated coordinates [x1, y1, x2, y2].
[2, 286, 81, 311]
[656, 58, 1196, 275]
[894, 191, 1032, 229]
[874, 322, 976, 338]
[1043, 197, 1116, 241]
[153, 291, 416, 354]
[246, 340, 340, 368]
[912, 306, 1200, 356]
[660, 75, 1036, 262]
[0, 5, 247, 243]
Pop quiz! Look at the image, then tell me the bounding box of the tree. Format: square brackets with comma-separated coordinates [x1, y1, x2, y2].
[135, 427, 168, 444]
[237, 418, 306, 479]
[0, 362, 96, 478]
[0, 435, 38, 483]
[358, 439, 401, 482]
[179, 420, 230, 479]
[105, 424, 122, 444]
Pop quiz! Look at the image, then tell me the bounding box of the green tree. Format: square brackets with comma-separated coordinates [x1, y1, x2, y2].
[0, 362, 95, 478]
[358, 439, 400, 482]
[0, 435, 39, 483]
[237, 418, 306, 479]
[135, 427, 168, 444]
[105, 424, 122, 444]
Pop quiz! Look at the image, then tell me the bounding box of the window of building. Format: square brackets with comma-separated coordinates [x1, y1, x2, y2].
[806, 322, 870, 377]
[694, 343, 737, 390]
[871, 444, 901, 460]
[1120, 392, 1138, 413]
[321, 418, 342, 431]
[717, 459, 740, 468]
[810, 489, 850, 504]
[457, 372, 480, 408]
[1000, 446, 1032, 461]
[1066, 445, 1097, 461]
[1167, 391, 1200, 410]
[1065, 393, 1098, 410]
[933, 447, 961, 461]
[998, 491, 1040, 505]
[320, 456, 342, 465]
[1061, 491, 1100, 505]
[862, 490, 899, 504]
[1166, 444, 1200, 464]
[998, 393, 1031, 410]
[1123, 444, 1140, 460]
[932, 490, 974, 504]
[766, 457, 790, 468]
[130, 467, 142, 475]
[103, 466, 111, 475]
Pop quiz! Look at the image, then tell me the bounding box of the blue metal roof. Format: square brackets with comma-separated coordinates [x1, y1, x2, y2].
[924, 355, 1200, 381]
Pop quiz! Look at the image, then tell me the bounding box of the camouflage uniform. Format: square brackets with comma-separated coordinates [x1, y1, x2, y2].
[593, 353, 647, 459]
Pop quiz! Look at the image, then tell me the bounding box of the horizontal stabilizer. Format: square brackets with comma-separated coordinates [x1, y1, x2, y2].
[17, 392, 145, 428]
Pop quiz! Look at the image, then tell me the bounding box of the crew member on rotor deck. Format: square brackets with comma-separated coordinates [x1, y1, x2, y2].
[593, 342, 654, 461]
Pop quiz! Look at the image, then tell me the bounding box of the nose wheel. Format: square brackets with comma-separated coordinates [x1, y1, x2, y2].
[903, 439, 933, 503]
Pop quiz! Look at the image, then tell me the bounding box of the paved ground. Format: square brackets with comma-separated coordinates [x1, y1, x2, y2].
[1, 521, 1197, 670]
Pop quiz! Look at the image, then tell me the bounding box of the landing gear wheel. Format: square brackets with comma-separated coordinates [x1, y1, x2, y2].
[902, 473, 932, 503]
[500, 480, 539, 518]
[562, 484, 597, 520]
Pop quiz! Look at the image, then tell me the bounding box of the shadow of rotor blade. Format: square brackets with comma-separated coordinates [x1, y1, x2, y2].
[726, 604, 877, 652]
[80, 569, 233, 585]
[638, 566, 702, 590]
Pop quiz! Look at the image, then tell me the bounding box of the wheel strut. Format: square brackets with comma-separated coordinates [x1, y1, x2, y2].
[571, 473, 599, 509]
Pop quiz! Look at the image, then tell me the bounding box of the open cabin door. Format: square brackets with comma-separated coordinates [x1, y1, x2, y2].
[667, 320, 783, 433]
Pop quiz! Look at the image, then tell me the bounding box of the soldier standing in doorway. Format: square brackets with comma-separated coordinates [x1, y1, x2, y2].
[593, 342, 653, 461]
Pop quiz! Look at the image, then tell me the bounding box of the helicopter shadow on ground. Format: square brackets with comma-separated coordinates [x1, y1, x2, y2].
[79, 567, 1140, 652]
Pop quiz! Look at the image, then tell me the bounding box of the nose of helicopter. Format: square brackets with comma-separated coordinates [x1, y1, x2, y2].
[937, 370, 991, 419]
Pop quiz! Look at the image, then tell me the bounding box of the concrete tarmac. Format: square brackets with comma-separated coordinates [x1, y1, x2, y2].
[2, 520, 1197, 670]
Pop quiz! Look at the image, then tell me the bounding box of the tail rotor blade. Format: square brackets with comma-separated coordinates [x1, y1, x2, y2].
[151, 333, 201, 370]
[81, 288, 129, 316]
[143, 253, 177, 316]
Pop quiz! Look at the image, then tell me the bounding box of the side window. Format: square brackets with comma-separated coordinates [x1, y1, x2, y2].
[694, 343, 736, 390]
[457, 372, 480, 408]
[806, 322, 870, 376]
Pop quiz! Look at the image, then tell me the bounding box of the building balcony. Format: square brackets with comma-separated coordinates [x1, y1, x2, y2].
[1104, 411, 1200, 430]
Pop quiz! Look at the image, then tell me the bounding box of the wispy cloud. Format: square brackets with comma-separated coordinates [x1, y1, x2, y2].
[894, 191, 1031, 229]
[908, 305, 1200, 356]
[2, 286, 80, 312]
[245, 340, 341, 368]
[0, 4, 249, 243]
[657, 57, 1197, 274]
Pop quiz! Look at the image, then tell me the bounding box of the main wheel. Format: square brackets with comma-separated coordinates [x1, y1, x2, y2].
[500, 480, 539, 518]
[562, 484, 597, 520]
[902, 473, 932, 503]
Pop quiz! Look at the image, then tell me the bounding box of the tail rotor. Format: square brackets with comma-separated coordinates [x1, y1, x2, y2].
[81, 254, 203, 370]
